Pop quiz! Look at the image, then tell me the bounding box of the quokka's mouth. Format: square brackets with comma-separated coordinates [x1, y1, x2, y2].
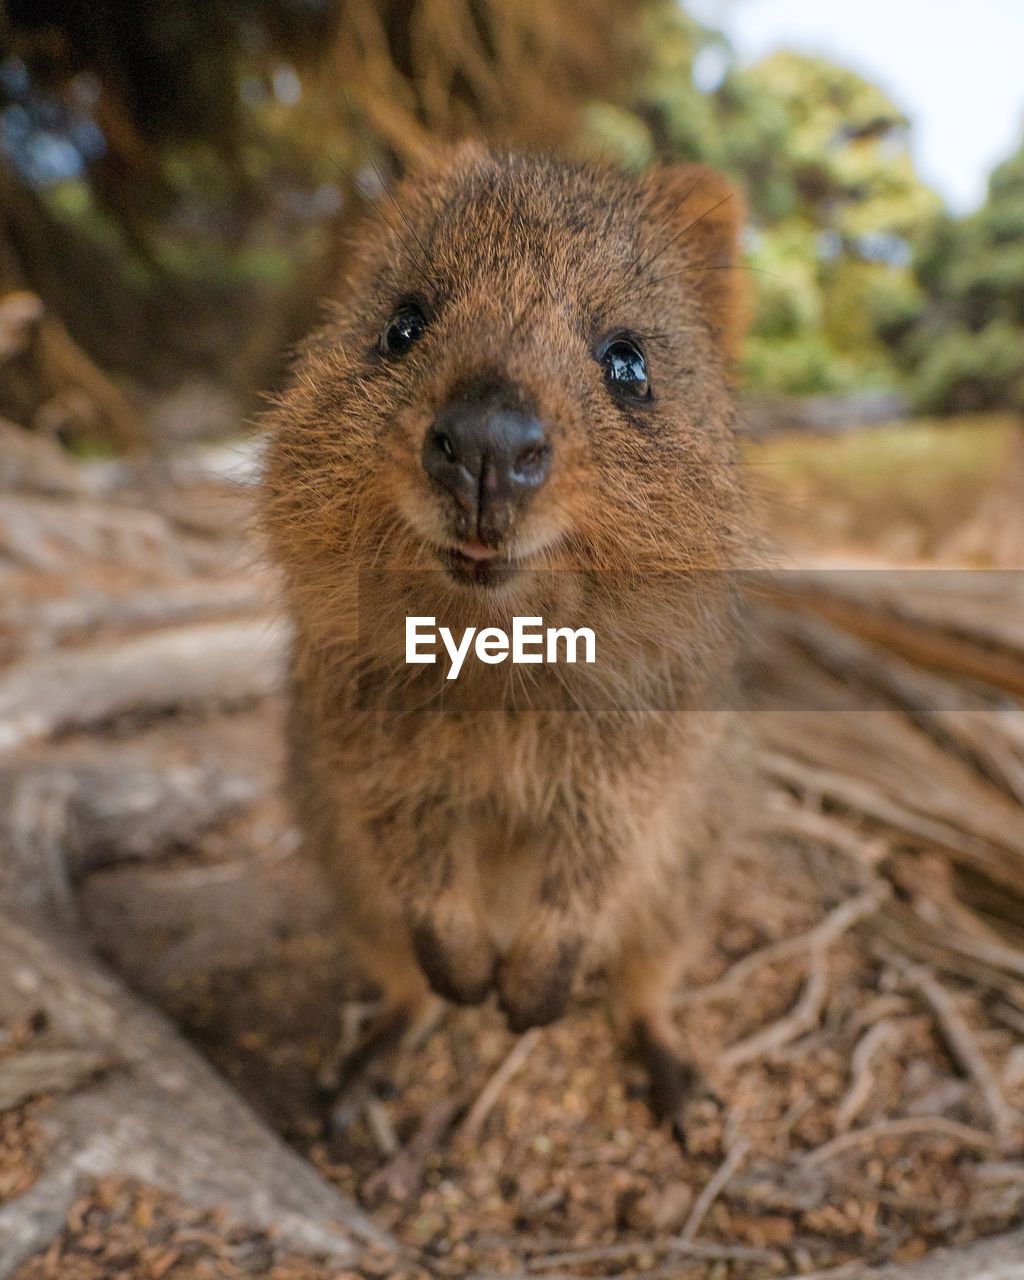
[440, 541, 518, 587]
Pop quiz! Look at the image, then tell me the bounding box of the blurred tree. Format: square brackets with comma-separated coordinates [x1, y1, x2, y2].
[325, 0, 648, 163]
[885, 127, 1024, 566]
[0, 0, 340, 423]
[729, 53, 938, 395]
[891, 129, 1024, 414]
[2, 1, 987, 427]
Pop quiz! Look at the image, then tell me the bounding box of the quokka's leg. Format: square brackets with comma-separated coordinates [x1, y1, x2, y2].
[494, 825, 616, 1032]
[407, 875, 498, 1007]
[609, 937, 701, 1125]
[326, 927, 436, 1128]
[496, 901, 585, 1032]
[373, 804, 498, 1007]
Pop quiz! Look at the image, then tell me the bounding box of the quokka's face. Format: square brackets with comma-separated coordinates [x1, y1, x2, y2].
[264, 145, 748, 611]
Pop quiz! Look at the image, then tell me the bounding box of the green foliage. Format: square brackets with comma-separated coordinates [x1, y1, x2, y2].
[737, 53, 935, 232]
[894, 130, 1024, 413]
[727, 54, 940, 394]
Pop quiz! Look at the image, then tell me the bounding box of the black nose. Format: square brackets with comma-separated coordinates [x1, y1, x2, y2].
[423, 397, 550, 544]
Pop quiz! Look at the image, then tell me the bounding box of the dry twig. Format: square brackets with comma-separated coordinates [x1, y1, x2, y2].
[715, 884, 889, 1067]
[364, 1098, 400, 1158]
[681, 882, 888, 1014]
[680, 1137, 751, 1241]
[901, 961, 1023, 1151]
[459, 1029, 541, 1146]
[803, 1116, 997, 1168]
[835, 1017, 904, 1132]
[0, 618, 287, 751]
[764, 795, 888, 868]
[362, 1093, 468, 1206]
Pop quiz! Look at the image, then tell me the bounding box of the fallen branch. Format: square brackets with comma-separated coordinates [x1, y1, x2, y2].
[4, 577, 270, 651]
[760, 605, 1024, 805]
[0, 920, 393, 1276]
[777, 1225, 1024, 1279]
[875, 900, 1024, 996]
[0, 727, 390, 1275]
[0, 618, 288, 752]
[0, 493, 195, 577]
[761, 735, 1024, 895]
[0, 1048, 111, 1111]
[763, 796, 889, 868]
[0, 418, 90, 497]
[0, 760, 256, 879]
[768, 577, 1024, 698]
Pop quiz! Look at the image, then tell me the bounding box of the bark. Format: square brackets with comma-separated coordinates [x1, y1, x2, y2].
[0, 157, 143, 451]
[0, 291, 143, 452]
[3, 577, 270, 652]
[766, 572, 1024, 698]
[0, 419, 92, 497]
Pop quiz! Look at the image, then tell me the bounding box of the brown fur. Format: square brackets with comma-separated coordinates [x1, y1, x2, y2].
[261, 144, 755, 1121]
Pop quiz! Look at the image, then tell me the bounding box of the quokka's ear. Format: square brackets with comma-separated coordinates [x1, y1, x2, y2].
[642, 164, 749, 364]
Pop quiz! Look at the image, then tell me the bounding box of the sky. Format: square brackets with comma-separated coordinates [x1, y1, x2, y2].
[687, 0, 1024, 212]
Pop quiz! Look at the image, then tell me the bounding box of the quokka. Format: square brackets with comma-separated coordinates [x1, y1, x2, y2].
[262, 143, 756, 1122]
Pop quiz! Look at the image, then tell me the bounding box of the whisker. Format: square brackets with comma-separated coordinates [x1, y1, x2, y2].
[627, 172, 710, 279]
[364, 151, 433, 281]
[354, 183, 431, 289]
[634, 191, 736, 279]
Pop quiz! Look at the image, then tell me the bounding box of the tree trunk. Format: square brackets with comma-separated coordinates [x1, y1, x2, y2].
[0, 160, 143, 450]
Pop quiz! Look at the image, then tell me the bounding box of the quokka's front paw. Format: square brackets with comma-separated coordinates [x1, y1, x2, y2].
[409, 893, 497, 1006]
[496, 915, 583, 1033]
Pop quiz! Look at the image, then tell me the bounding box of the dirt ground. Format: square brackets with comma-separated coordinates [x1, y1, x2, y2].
[5, 696, 1021, 1279]
[1, 429, 1023, 1278]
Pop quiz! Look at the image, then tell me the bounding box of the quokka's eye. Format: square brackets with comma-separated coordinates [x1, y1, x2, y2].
[599, 336, 651, 401]
[380, 302, 428, 358]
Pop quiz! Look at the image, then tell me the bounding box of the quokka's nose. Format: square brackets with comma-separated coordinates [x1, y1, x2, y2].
[422, 397, 550, 544]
